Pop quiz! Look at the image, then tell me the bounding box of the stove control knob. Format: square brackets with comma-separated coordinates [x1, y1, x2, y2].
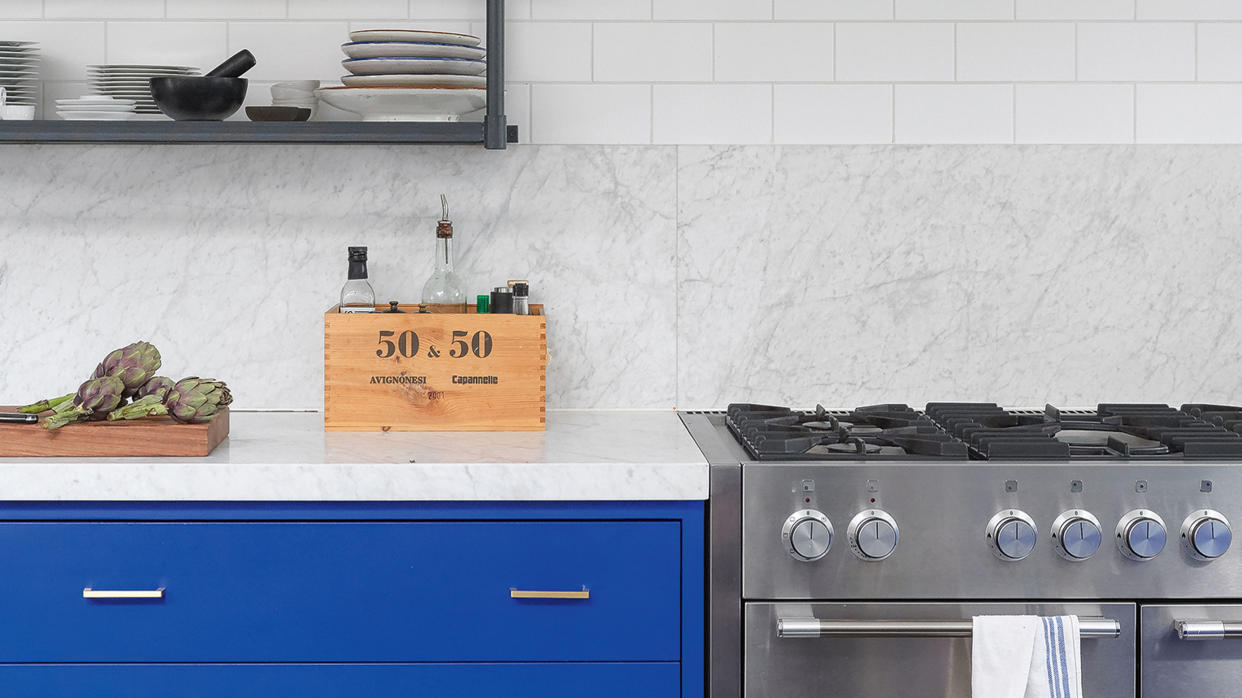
[1116, 510, 1167, 561]
[1051, 510, 1103, 561]
[987, 510, 1037, 561]
[782, 509, 833, 562]
[847, 509, 899, 561]
[1181, 510, 1232, 561]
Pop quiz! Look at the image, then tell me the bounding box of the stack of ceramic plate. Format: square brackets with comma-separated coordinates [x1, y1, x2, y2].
[88, 64, 199, 116]
[56, 96, 136, 121]
[0, 41, 40, 108]
[317, 29, 487, 121]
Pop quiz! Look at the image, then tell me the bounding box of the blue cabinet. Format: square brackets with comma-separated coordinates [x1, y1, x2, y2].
[0, 501, 704, 697]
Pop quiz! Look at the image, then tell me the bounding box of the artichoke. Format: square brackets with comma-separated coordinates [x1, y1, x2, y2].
[166, 377, 233, 424]
[135, 376, 175, 401]
[106, 377, 232, 424]
[19, 341, 162, 413]
[42, 376, 125, 430]
[93, 341, 162, 397]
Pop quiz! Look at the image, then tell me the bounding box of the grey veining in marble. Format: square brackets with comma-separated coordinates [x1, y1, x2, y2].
[677, 145, 1242, 407]
[0, 410, 708, 501]
[0, 145, 676, 410]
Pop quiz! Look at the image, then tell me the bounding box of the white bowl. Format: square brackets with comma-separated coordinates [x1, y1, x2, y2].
[314, 86, 486, 122]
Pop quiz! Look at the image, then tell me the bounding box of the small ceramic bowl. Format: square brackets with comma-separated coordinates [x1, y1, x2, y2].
[246, 106, 312, 122]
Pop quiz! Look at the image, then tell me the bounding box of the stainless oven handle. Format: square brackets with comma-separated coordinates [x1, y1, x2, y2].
[777, 617, 1121, 639]
[1176, 621, 1242, 640]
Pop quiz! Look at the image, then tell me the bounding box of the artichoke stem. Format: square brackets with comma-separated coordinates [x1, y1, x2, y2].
[42, 408, 90, 430]
[18, 393, 73, 414]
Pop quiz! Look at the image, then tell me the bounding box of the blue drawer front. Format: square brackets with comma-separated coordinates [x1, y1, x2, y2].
[0, 663, 681, 697]
[0, 521, 680, 662]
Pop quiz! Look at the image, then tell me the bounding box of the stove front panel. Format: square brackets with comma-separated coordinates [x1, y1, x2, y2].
[743, 463, 1242, 600]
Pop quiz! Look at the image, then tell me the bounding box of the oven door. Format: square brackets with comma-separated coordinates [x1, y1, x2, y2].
[1142, 604, 1242, 697]
[745, 602, 1136, 698]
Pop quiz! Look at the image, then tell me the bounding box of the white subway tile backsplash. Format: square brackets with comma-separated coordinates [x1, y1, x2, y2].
[895, 84, 1013, 143]
[531, 0, 650, 20]
[1016, 0, 1134, 20]
[1198, 24, 1242, 81]
[505, 21, 591, 81]
[228, 22, 349, 82]
[1137, 84, 1242, 142]
[714, 23, 832, 82]
[957, 23, 1075, 82]
[1138, 0, 1242, 20]
[45, 0, 164, 19]
[836, 23, 954, 82]
[653, 0, 771, 20]
[653, 84, 771, 143]
[896, 0, 1014, 20]
[0, 1, 41, 20]
[775, 0, 892, 20]
[1015, 84, 1133, 143]
[0, 20, 104, 81]
[531, 84, 651, 143]
[167, 0, 286, 19]
[106, 22, 227, 71]
[595, 23, 712, 82]
[1078, 23, 1195, 81]
[774, 84, 892, 144]
[290, 0, 408, 20]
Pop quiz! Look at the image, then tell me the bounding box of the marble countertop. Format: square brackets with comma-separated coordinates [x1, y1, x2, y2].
[0, 411, 709, 501]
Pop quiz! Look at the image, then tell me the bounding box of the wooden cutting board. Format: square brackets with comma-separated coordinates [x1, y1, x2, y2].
[0, 407, 229, 458]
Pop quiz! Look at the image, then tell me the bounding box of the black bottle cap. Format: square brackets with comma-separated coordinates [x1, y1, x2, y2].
[513, 282, 529, 296]
[382, 301, 405, 313]
[348, 246, 368, 262]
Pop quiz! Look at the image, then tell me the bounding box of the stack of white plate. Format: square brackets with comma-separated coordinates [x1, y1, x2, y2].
[317, 29, 487, 122]
[88, 64, 199, 116]
[56, 96, 136, 121]
[0, 41, 40, 108]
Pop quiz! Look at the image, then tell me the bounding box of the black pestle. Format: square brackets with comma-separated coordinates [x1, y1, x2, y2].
[204, 49, 256, 78]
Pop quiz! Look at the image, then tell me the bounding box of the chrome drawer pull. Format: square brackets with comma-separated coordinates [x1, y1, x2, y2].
[777, 617, 1120, 639]
[83, 588, 165, 599]
[1176, 621, 1242, 640]
[509, 587, 589, 600]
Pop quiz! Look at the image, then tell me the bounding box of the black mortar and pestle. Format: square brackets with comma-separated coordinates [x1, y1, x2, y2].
[150, 50, 256, 121]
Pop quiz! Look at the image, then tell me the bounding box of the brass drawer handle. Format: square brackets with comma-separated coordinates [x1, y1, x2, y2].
[510, 587, 589, 600]
[83, 588, 165, 599]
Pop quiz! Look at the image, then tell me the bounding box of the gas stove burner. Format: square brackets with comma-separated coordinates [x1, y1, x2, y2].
[925, 402, 1242, 460]
[726, 403, 970, 461]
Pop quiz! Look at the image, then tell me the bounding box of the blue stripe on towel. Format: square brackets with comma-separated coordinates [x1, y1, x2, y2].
[1056, 617, 1071, 698]
[1043, 617, 1059, 698]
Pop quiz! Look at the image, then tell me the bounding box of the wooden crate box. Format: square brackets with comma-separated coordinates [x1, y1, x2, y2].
[324, 305, 546, 431]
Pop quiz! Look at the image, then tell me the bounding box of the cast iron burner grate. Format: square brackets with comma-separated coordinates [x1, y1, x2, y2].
[726, 403, 971, 461]
[924, 403, 1242, 459]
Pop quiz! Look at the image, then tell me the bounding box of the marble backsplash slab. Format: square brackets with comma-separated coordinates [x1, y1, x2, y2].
[677, 145, 1242, 408]
[0, 145, 677, 409]
[1, 144, 1238, 410]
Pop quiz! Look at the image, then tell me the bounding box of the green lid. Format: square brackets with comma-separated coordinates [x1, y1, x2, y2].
[476, 294, 490, 314]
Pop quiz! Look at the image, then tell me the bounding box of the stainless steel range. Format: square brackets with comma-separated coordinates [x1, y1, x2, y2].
[681, 402, 1242, 698]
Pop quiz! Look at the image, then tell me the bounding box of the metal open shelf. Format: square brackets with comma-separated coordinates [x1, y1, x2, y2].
[0, 0, 512, 149]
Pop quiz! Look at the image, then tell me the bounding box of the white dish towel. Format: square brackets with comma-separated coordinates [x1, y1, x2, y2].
[972, 615, 1082, 698]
